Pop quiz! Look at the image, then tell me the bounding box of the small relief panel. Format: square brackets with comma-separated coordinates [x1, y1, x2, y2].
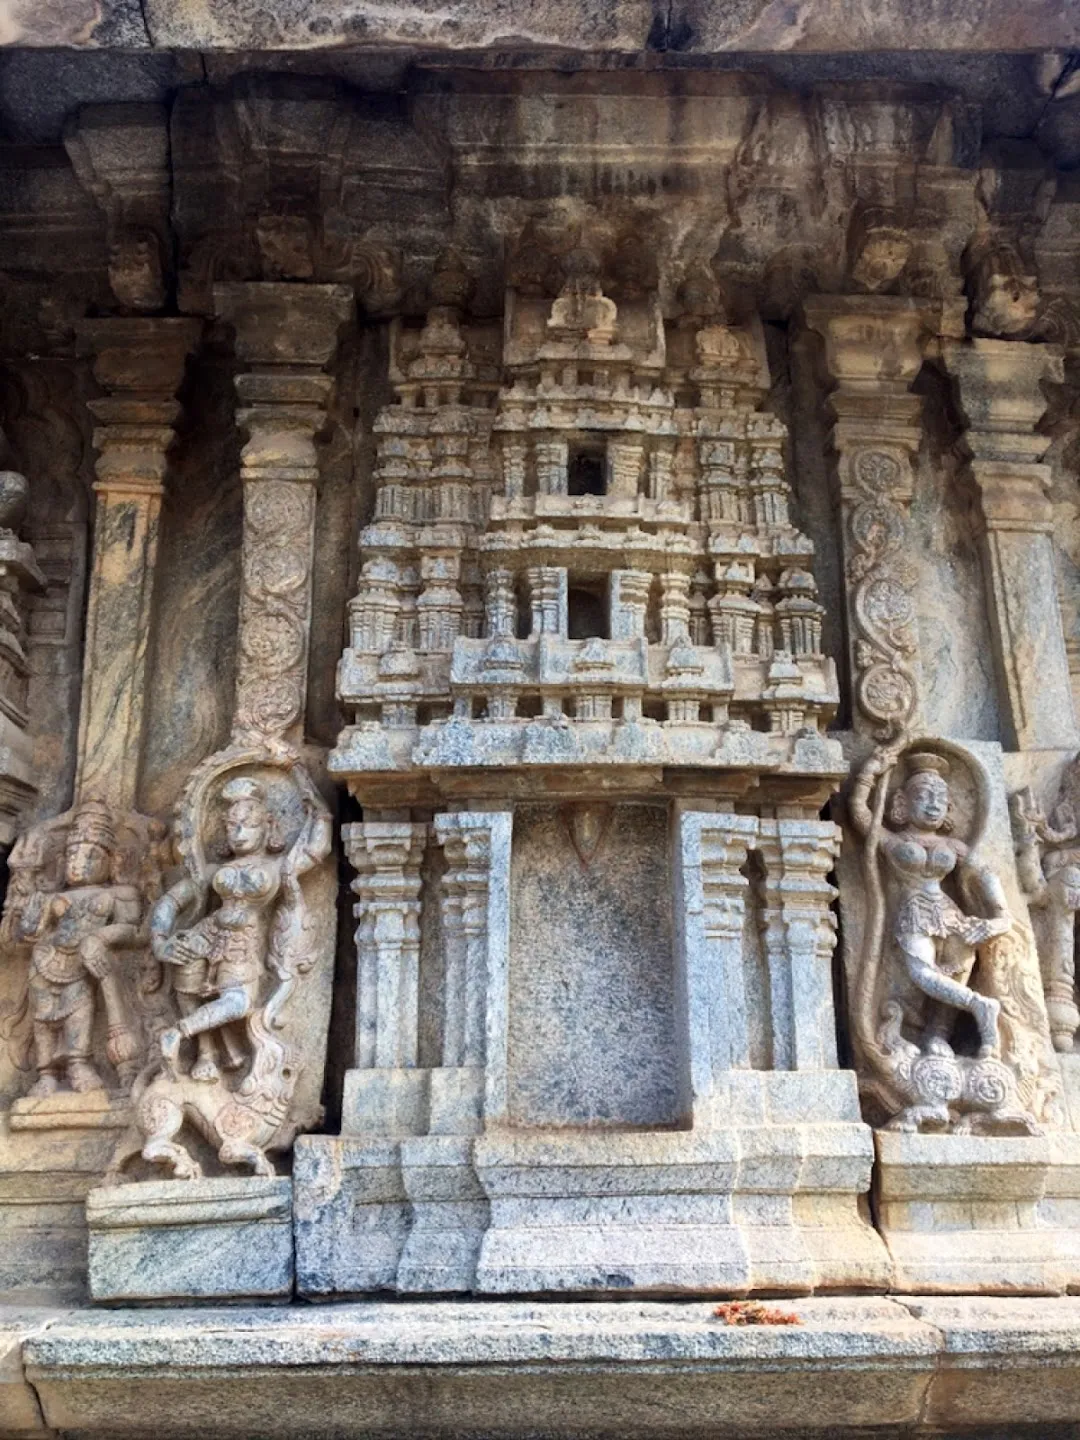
[507, 802, 679, 1129]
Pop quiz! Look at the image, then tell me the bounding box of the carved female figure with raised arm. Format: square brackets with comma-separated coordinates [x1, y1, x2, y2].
[150, 769, 327, 1081]
[850, 748, 1007, 1059]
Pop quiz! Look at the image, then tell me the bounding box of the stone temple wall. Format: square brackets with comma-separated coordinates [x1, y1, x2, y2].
[1, 11, 1080, 1435]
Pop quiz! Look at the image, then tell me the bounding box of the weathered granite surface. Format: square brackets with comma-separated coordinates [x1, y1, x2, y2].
[0, 1297, 1078, 1436]
[3, 0, 1080, 52]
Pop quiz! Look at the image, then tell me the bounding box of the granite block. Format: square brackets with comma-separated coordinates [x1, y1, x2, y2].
[86, 1178, 293, 1304]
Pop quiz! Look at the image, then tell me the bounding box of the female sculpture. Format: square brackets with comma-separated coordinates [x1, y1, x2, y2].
[112, 751, 332, 1179]
[151, 776, 292, 1082]
[850, 748, 1007, 1060]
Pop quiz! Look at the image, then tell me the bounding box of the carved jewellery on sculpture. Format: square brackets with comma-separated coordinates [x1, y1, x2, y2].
[109, 744, 331, 1180]
[850, 739, 1046, 1133]
[0, 800, 166, 1100]
[1012, 755, 1080, 1053]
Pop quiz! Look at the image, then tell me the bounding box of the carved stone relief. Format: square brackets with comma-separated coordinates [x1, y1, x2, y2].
[848, 738, 1057, 1133]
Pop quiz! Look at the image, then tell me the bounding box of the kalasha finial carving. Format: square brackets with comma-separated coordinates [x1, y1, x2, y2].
[1012, 756, 1080, 1053]
[848, 738, 1050, 1133]
[108, 744, 331, 1180]
[0, 800, 166, 1102]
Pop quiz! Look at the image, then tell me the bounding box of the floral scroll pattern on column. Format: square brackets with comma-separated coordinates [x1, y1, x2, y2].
[235, 482, 314, 741]
[846, 448, 919, 739]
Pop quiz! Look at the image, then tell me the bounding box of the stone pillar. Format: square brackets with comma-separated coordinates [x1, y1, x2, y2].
[945, 338, 1078, 750]
[660, 571, 692, 646]
[0, 470, 45, 846]
[609, 569, 650, 640]
[74, 318, 201, 808]
[526, 565, 566, 637]
[756, 818, 841, 1072]
[674, 811, 760, 1122]
[483, 567, 516, 638]
[347, 822, 428, 1070]
[803, 297, 935, 738]
[213, 283, 353, 744]
[432, 811, 513, 1127]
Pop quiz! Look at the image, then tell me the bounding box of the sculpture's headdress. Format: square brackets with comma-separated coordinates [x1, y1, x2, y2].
[67, 798, 115, 852]
[904, 752, 951, 782]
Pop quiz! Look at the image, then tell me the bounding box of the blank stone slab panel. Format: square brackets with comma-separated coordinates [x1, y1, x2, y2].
[507, 803, 680, 1130]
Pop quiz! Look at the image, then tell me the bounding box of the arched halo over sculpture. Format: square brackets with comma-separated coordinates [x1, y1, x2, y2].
[107, 742, 332, 1180]
[849, 735, 1048, 1133]
[0, 800, 166, 1108]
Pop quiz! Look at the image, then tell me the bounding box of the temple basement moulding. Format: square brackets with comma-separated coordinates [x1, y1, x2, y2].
[1, 15, 1080, 1436]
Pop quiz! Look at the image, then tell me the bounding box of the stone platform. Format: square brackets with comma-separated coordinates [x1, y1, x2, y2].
[6, 1297, 1080, 1437]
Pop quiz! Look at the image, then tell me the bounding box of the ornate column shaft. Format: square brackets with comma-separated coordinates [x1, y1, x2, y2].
[945, 338, 1077, 750]
[214, 283, 353, 744]
[756, 818, 841, 1072]
[74, 318, 201, 808]
[804, 297, 935, 738]
[346, 822, 428, 1070]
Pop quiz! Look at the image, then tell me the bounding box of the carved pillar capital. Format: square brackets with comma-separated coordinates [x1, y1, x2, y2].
[213, 282, 354, 745]
[73, 317, 202, 811]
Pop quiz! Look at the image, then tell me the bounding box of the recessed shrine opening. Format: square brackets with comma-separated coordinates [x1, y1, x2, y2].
[506, 801, 681, 1129]
[567, 443, 606, 496]
[567, 578, 609, 639]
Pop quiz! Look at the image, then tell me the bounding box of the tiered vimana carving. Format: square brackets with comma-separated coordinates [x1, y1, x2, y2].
[335, 249, 837, 782]
[316, 252, 890, 1300]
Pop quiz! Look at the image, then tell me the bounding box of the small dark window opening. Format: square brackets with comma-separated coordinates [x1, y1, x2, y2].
[568, 580, 609, 639]
[568, 445, 606, 497]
